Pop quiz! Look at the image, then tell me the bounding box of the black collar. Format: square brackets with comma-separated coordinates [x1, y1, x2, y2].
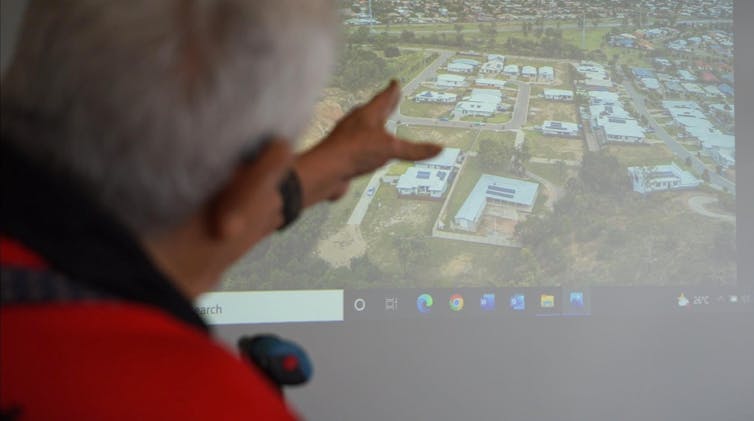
[0, 139, 209, 333]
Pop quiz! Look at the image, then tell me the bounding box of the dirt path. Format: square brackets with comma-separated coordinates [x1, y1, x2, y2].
[316, 225, 367, 268]
[687, 195, 735, 223]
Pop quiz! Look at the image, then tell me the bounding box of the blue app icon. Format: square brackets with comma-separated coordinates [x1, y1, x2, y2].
[416, 294, 433, 314]
[570, 292, 584, 308]
[480, 293, 496, 311]
[510, 294, 525, 311]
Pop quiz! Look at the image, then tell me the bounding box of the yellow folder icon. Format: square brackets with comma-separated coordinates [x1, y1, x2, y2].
[540, 294, 555, 308]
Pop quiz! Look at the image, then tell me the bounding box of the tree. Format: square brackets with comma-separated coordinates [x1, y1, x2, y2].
[579, 151, 630, 195]
[349, 26, 371, 45]
[400, 30, 415, 43]
[478, 138, 512, 171]
[511, 142, 531, 176]
[383, 46, 401, 58]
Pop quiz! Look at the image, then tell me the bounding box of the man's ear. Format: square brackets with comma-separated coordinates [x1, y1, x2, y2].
[206, 140, 294, 242]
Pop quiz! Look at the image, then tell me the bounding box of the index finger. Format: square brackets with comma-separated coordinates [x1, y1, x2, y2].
[363, 80, 401, 123]
[390, 137, 443, 162]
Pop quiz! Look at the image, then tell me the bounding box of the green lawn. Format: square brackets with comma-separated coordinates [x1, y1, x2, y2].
[607, 48, 652, 68]
[386, 161, 412, 176]
[525, 130, 583, 161]
[527, 161, 572, 187]
[478, 130, 517, 149]
[387, 51, 435, 85]
[399, 100, 454, 119]
[561, 28, 610, 51]
[487, 112, 513, 124]
[397, 125, 477, 149]
[443, 156, 484, 227]
[528, 99, 577, 126]
[605, 143, 676, 167]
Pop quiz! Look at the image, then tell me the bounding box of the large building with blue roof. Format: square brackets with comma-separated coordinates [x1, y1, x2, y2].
[453, 174, 539, 232]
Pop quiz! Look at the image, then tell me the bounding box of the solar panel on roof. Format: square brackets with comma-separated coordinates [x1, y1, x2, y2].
[651, 171, 677, 178]
[487, 190, 515, 199]
[417, 171, 431, 179]
[488, 185, 516, 195]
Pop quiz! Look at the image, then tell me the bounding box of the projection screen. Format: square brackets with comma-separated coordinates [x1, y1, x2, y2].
[2, 1, 751, 420]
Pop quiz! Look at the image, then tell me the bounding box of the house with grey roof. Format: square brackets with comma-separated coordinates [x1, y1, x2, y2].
[541, 120, 579, 137]
[397, 167, 451, 199]
[453, 174, 539, 232]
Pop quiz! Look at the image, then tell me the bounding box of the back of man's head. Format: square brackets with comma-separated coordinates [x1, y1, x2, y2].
[1, 0, 337, 235]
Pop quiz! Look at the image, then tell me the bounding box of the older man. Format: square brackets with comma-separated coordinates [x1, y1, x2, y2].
[0, 1, 440, 419]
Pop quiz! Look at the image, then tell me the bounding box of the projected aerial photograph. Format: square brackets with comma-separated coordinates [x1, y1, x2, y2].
[221, 0, 736, 290]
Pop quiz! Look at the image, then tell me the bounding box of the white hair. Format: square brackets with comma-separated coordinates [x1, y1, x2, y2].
[1, 0, 337, 234]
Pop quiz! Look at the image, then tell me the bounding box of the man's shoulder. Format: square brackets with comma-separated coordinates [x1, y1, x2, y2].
[1, 302, 296, 420]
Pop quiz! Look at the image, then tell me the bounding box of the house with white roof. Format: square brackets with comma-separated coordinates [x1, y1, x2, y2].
[521, 66, 537, 78]
[711, 147, 735, 169]
[576, 62, 609, 80]
[678, 70, 697, 81]
[480, 55, 505, 74]
[480, 60, 505, 74]
[397, 167, 451, 199]
[453, 58, 481, 66]
[628, 163, 700, 194]
[454, 101, 497, 117]
[416, 148, 461, 170]
[414, 91, 457, 104]
[454, 88, 504, 118]
[583, 78, 614, 91]
[503, 64, 519, 76]
[600, 118, 645, 143]
[475, 78, 507, 88]
[681, 83, 705, 95]
[541, 120, 579, 137]
[544, 89, 573, 101]
[470, 88, 503, 102]
[703, 85, 723, 97]
[454, 174, 539, 232]
[640, 78, 661, 90]
[588, 91, 620, 105]
[436, 74, 466, 88]
[448, 61, 475, 73]
[538, 66, 555, 81]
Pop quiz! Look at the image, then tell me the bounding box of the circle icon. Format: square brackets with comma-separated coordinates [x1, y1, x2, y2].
[353, 298, 366, 312]
[449, 294, 464, 311]
[416, 294, 433, 313]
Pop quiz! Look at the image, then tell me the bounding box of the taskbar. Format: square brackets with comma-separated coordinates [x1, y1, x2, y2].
[196, 286, 753, 325]
[343, 286, 754, 321]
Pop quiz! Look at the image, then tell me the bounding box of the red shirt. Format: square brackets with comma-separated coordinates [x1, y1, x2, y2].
[0, 240, 297, 420]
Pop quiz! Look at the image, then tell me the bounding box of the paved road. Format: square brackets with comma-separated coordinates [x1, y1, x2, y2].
[505, 81, 530, 130]
[621, 79, 735, 194]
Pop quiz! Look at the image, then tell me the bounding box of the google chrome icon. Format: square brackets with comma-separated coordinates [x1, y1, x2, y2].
[449, 294, 464, 311]
[416, 294, 433, 313]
